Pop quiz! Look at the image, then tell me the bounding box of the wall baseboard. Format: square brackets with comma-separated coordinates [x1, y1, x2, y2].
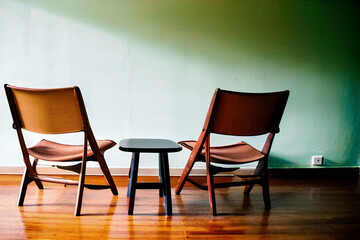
[268, 167, 359, 176]
[0, 166, 358, 176]
[0, 166, 208, 176]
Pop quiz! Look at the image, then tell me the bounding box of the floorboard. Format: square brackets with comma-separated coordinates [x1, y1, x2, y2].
[0, 175, 359, 239]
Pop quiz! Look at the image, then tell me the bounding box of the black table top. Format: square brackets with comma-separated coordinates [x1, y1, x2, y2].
[119, 138, 182, 153]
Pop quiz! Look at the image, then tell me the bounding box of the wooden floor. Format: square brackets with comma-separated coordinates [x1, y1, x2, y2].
[0, 174, 359, 240]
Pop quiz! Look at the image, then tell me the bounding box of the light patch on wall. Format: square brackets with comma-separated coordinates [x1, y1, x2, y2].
[0, 0, 359, 169]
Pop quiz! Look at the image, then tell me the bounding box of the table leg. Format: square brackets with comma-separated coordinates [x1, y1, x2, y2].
[158, 155, 164, 197]
[160, 152, 172, 215]
[128, 152, 139, 215]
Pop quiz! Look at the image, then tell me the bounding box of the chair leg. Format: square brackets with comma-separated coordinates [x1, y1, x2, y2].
[97, 155, 118, 195]
[206, 166, 217, 216]
[18, 167, 32, 206]
[244, 159, 265, 195]
[175, 157, 196, 195]
[32, 158, 43, 190]
[244, 184, 254, 195]
[262, 179, 271, 210]
[75, 160, 87, 216]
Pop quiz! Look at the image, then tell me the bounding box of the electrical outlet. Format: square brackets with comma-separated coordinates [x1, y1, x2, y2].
[312, 155, 324, 166]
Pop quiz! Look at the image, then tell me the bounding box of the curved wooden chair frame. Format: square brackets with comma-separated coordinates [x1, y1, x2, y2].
[4, 84, 118, 216]
[175, 88, 290, 215]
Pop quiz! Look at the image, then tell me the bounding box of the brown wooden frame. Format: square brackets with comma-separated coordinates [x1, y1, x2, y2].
[175, 88, 290, 215]
[4, 84, 118, 216]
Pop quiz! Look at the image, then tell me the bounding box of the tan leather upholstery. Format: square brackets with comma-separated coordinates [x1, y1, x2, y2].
[179, 140, 265, 164]
[210, 91, 285, 136]
[11, 87, 84, 134]
[28, 139, 116, 162]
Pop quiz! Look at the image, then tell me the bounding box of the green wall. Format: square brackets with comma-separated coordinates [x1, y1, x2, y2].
[0, 0, 359, 169]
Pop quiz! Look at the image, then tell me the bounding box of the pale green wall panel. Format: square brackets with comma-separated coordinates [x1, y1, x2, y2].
[0, 0, 358, 168]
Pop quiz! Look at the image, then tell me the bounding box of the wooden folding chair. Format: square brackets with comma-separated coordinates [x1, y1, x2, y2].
[4, 84, 118, 216]
[175, 88, 290, 215]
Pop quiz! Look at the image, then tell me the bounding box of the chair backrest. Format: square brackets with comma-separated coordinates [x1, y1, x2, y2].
[4, 85, 86, 134]
[206, 89, 290, 136]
